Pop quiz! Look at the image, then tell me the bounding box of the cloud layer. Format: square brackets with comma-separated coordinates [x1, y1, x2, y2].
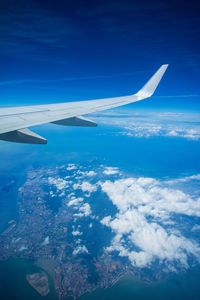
[47, 162, 200, 271]
[100, 175, 200, 269]
[93, 111, 200, 141]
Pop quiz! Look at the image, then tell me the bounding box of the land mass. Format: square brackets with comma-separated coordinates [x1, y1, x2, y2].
[26, 272, 50, 296]
[0, 165, 162, 299]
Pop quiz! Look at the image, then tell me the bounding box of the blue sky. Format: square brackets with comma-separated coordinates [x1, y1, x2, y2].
[0, 0, 200, 111]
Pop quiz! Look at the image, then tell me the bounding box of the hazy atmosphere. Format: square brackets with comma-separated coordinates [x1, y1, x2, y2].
[0, 1, 200, 300]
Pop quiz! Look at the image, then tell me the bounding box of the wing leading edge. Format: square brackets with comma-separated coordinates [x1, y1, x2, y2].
[0, 64, 168, 144]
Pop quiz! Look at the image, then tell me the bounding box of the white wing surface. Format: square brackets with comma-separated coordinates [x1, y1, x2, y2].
[0, 64, 168, 144]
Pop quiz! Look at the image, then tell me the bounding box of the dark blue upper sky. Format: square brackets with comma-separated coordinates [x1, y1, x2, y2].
[0, 0, 200, 111]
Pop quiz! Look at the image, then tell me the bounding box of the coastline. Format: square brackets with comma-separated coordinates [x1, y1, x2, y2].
[0, 258, 57, 300]
[1, 256, 200, 300]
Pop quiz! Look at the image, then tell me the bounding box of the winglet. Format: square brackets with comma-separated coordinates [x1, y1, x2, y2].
[135, 64, 168, 100]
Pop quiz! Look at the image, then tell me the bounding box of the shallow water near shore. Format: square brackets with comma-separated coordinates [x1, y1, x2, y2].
[79, 270, 200, 300]
[0, 259, 57, 300]
[0, 258, 200, 300]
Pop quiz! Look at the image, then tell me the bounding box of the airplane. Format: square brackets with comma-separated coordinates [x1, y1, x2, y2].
[0, 64, 168, 144]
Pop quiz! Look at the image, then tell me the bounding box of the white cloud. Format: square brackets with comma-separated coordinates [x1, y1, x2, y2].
[72, 230, 82, 236]
[100, 175, 200, 269]
[192, 225, 200, 232]
[50, 191, 55, 197]
[66, 164, 77, 170]
[73, 181, 97, 193]
[86, 171, 97, 177]
[165, 129, 200, 140]
[73, 245, 89, 255]
[67, 197, 84, 207]
[100, 178, 200, 218]
[19, 245, 28, 252]
[167, 130, 179, 137]
[42, 236, 50, 246]
[94, 111, 200, 141]
[46, 162, 200, 272]
[103, 167, 119, 175]
[74, 170, 97, 178]
[48, 177, 69, 190]
[166, 174, 200, 184]
[74, 203, 92, 217]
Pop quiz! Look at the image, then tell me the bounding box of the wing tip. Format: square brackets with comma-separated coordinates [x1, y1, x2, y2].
[136, 64, 169, 100]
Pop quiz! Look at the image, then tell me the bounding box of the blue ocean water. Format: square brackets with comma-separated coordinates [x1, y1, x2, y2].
[0, 259, 57, 300]
[80, 271, 200, 300]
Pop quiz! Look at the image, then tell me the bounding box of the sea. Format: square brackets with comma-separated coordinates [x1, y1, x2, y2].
[0, 259, 200, 300]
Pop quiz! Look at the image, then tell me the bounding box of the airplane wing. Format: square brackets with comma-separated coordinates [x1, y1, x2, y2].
[0, 64, 168, 144]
